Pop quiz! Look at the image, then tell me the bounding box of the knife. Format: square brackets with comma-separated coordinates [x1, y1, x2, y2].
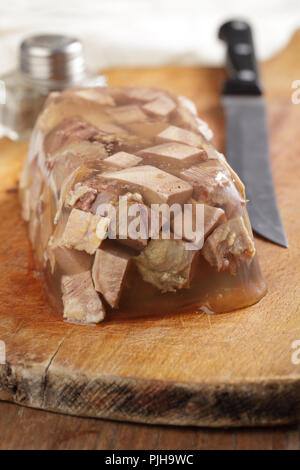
[218, 20, 288, 247]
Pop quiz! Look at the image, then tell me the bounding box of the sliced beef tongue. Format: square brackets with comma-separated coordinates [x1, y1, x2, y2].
[110, 87, 164, 104]
[101, 165, 193, 205]
[139, 142, 207, 168]
[203, 205, 226, 238]
[180, 162, 246, 217]
[125, 121, 169, 138]
[108, 105, 148, 125]
[61, 271, 105, 324]
[157, 125, 205, 147]
[103, 151, 142, 169]
[72, 88, 115, 106]
[173, 104, 199, 132]
[115, 196, 163, 251]
[142, 96, 176, 117]
[90, 187, 121, 214]
[48, 244, 92, 275]
[171, 200, 226, 243]
[91, 122, 129, 136]
[92, 243, 133, 309]
[91, 189, 163, 252]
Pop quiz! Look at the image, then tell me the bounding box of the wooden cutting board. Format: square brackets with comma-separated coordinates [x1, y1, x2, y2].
[0, 31, 299, 428]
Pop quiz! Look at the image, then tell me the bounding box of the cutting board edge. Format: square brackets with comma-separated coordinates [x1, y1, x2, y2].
[1, 362, 299, 427]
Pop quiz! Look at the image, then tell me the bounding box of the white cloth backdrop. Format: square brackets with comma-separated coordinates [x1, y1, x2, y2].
[0, 0, 299, 74]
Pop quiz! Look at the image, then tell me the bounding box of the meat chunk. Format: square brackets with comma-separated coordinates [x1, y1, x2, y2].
[73, 88, 115, 106]
[180, 162, 245, 216]
[92, 122, 128, 135]
[90, 187, 120, 214]
[202, 217, 255, 275]
[61, 271, 105, 324]
[48, 141, 107, 191]
[44, 118, 106, 155]
[61, 208, 110, 254]
[139, 142, 207, 168]
[49, 140, 107, 169]
[54, 167, 91, 224]
[48, 244, 92, 274]
[126, 121, 169, 138]
[170, 201, 204, 246]
[65, 183, 98, 210]
[180, 163, 223, 201]
[142, 96, 176, 117]
[92, 190, 158, 251]
[92, 244, 132, 308]
[222, 158, 246, 200]
[171, 200, 226, 243]
[173, 105, 199, 131]
[173, 96, 214, 139]
[111, 87, 163, 104]
[74, 191, 98, 212]
[203, 204, 226, 237]
[38, 92, 119, 135]
[157, 125, 204, 147]
[135, 239, 199, 292]
[108, 105, 148, 124]
[115, 197, 163, 251]
[102, 165, 192, 206]
[201, 142, 222, 160]
[103, 152, 142, 169]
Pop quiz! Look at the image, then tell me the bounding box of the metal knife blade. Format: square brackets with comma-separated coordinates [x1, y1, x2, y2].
[219, 20, 288, 247]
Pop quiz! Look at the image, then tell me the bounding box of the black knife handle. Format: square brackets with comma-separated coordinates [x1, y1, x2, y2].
[218, 20, 262, 95]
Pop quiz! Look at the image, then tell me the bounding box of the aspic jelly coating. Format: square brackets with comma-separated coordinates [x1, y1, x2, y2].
[20, 87, 267, 324]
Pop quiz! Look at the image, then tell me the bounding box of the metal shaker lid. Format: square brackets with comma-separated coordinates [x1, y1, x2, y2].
[20, 34, 86, 83]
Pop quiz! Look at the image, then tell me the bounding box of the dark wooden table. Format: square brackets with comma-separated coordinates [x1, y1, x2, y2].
[0, 401, 299, 450]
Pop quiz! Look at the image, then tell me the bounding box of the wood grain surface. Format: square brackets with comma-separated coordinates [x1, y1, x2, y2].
[0, 31, 299, 432]
[0, 401, 299, 450]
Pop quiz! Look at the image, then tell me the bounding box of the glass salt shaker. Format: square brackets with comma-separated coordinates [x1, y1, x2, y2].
[0, 34, 106, 141]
